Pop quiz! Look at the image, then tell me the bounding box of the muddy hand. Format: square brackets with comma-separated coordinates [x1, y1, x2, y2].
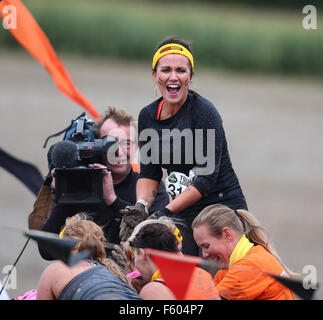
[119, 205, 147, 242]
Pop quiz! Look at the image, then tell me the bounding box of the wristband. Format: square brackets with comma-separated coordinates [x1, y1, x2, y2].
[136, 199, 149, 215]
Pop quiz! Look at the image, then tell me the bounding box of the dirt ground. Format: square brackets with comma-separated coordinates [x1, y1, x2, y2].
[0, 50, 322, 299]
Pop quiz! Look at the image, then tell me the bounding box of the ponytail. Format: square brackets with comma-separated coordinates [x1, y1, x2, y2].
[234, 209, 270, 248]
[193, 204, 296, 276]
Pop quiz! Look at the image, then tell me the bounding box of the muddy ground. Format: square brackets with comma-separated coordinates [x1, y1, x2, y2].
[0, 50, 322, 299]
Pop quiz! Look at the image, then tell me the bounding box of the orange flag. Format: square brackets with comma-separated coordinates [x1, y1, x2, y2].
[0, 0, 100, 119]
[131, 163, 140, 173]
[145, 248, 220, 300]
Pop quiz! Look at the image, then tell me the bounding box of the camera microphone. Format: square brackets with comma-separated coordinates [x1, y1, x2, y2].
[52, 140, 79, 168]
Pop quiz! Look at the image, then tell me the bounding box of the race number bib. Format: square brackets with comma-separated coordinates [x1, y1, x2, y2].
[165, 170, 196, 200]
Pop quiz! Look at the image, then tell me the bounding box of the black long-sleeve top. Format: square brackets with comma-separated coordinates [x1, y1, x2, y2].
[138, 90, 247, 212]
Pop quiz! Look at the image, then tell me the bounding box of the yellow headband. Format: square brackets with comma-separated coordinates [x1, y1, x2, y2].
[128, 245, 135, 258]
[173, 227, 183, 243]
[59, 226, 78, 254]
[129, 227, 183, 258]
[151, 269, 162, 282]
[152, 43, 194, 71]
[59, 227, 65, 239]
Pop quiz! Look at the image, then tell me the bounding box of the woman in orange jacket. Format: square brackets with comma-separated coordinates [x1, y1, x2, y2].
[192, 204, 296, 300]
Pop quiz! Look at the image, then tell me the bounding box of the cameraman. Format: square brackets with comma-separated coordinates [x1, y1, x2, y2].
[38, 107, 169, 260]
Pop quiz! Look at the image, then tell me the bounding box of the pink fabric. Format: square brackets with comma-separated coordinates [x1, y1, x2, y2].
[14, 289, 37, 300]
[126, 270, 142, 279]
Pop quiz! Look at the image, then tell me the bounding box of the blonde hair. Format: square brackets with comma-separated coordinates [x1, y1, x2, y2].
[62, 213, 131, 286]
[192, 204, 296, 276]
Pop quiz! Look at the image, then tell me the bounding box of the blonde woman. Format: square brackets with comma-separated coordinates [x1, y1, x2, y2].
[36, 213, 141, 300]
[192, 204, 296, 300]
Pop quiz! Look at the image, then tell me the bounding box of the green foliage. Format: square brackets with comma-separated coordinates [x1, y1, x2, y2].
[0, 0, 322, 76]
[149, 0, 323, 9]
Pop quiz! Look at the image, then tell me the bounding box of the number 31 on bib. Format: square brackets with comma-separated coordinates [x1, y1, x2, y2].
[165, 170, 196, 200]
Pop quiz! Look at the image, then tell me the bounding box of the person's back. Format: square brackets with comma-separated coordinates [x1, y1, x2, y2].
[59, 260, 141, 300]
[37, 214, 142, 300]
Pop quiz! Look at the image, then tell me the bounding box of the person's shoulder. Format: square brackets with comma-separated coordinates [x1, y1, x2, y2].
[239, 245, 283, 273]
[47, 261, 69, 273]
[139, 281, 175, 300]
[139, 99, 159, 119]
[189, 91, 222, 118]
[189, 90, 214, 108]
[246, 245, 274, 262]
[40, 261, 69, 282]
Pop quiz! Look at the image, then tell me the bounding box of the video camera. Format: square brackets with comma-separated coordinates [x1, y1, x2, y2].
[45, 112, 118, 205]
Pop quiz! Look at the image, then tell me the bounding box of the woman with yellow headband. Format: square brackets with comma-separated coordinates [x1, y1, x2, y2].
[192, 204, 296, 300]
[128, 222, 179, 299]
[122, 36, 248, 257]
[123, 217, 183, 272]
[122, 217, 220, 300]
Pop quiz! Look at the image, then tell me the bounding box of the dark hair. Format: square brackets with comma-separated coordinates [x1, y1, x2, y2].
[130, 223, 178, 253]
[153, 36, 194, 75]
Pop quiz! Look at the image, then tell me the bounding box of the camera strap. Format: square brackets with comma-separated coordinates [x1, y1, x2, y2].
[42, 112, 87, 148]
[42, 124, 72, 148]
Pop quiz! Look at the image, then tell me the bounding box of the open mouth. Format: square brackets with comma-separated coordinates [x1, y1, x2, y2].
[167, 84, 180, 95]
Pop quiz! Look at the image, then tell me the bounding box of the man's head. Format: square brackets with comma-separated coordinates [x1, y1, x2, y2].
[94, 107, 137, 181]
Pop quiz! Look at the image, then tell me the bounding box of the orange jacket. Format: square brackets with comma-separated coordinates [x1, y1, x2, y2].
[213, 245, 296, 300]
[184, 267, 221, 300]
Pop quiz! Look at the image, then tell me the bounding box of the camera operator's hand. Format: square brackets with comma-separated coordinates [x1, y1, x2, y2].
[89, 163, 117, 205]
[148, 207, 173, 220]
[119, 204, 147, 242]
